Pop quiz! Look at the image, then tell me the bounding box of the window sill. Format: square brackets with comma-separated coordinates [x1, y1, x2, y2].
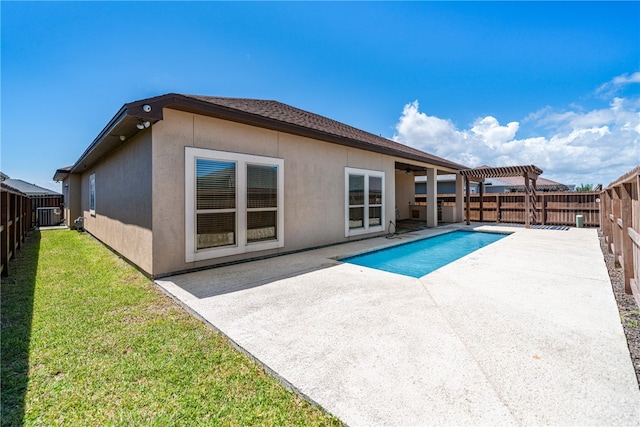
[187, 239, 284, 262]
[346, 225, 385, 237]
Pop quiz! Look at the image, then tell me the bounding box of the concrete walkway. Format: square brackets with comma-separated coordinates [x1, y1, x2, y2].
[156, 225, 640, 426]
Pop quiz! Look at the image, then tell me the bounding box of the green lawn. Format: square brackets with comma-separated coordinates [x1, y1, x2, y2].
[1, 230, 341, 426]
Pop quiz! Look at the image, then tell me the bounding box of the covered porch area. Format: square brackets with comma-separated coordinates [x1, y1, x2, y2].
[394, 161, 465, 229]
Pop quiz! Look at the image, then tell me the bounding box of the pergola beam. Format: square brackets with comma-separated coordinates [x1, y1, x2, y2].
[460, 165, 543, 228]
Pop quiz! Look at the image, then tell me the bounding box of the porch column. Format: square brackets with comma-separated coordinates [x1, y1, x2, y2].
[455, 173, 464, 222]
[426, 167, 437, 227]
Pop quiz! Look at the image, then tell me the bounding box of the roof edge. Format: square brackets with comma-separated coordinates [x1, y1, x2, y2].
[70, 105, 128, 173]
[64, 93, 467, 175]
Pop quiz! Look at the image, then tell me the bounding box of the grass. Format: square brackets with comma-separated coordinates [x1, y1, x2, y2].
[621, 310, 640, 328]
[1, 230, 342, 426]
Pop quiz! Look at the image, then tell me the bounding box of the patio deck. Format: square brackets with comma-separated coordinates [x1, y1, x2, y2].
[156, 225, 640, 426]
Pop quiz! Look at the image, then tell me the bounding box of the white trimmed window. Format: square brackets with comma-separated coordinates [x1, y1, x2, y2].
[345, 167, 384, 237]
[185, 147, 284, 262]
[89, 173, 96, 216]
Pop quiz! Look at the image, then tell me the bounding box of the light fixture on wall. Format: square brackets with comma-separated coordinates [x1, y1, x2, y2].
[119, 135, 126, 141]
[405, 167, 412, 175]
[136, 120, 151, 130]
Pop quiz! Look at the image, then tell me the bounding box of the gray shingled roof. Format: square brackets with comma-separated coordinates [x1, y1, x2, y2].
[4, 179, 61, 196]
[180, 95, 466, 170]
[57, 93, 468, 177]
[485, 176, 569, 191]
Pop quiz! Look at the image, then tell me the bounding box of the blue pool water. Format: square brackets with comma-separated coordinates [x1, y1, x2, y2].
[342, 231, 507, 278]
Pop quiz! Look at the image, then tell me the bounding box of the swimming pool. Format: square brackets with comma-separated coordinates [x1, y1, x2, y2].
[342, 230, 507, 278]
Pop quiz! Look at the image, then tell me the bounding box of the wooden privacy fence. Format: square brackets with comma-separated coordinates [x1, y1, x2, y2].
[1, 183, 31, 277]
[600, 166, 640, 307]
[417, 191, 600, 227]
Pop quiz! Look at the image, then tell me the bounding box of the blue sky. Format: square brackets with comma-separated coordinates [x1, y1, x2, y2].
[2, 1, 639, 192]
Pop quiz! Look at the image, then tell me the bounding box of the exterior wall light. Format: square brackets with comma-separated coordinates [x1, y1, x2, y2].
[136, 120, 151, 130]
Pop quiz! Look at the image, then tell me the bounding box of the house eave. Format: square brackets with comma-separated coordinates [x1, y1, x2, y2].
[63, 93, 467, 176]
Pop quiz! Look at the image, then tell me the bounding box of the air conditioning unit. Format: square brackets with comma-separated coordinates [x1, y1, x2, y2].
[38, 207, 62, 227]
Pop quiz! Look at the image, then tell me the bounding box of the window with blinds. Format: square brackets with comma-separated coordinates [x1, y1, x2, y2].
[369, 176, 382, 226]
[345, 168, 384, 237]
[196, 159, 236, 249]
[186, 147, 284, 262]
[348, 174, 365, 229]
[247, 164, 278, 242]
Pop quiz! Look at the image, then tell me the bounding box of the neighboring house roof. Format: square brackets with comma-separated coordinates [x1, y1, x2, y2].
[416, 166, 570, 192]
[484, 176, 569, 192]
[3, 179, 61, 196]
[54, 93, 467, 180]
[1, 182, 26, 196]
[415, 174, 472, 183]
[458, 165, 570, 191]
[0, 171, 9, 181]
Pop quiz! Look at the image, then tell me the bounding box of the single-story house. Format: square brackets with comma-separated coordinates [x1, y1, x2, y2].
[54, 94, 467, 277]
[415, 174, 480, 195]
[480, 175, 572, 193]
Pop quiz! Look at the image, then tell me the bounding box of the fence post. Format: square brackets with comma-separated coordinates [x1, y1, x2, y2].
[612, 188, 622, 267]
[602, 190, 613, 252]
[0, 186, 33, 276]
[1, 191, 7, 276]
[620, 183, 634, 293]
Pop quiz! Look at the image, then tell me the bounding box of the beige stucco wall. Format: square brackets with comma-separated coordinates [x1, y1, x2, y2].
[394, 170, 416, 220]
[151, 108, 398, 276]
[81, 131, 154, 275]
[62, 173, 81, 228]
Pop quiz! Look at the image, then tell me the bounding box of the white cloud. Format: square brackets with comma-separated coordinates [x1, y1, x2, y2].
[597, 71, 640, 97]
[613, 71, 640, 85]
[470, 116, 519, 148]
[393, 95, 640, 187]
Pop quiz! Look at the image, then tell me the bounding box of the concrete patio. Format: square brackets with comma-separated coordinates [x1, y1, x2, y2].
[156, 225, 640, 426]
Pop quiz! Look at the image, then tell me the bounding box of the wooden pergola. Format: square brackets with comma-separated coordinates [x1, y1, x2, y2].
[459, 165, 543, 228]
